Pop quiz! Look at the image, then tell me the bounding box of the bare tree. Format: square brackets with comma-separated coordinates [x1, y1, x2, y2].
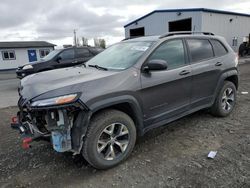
[76, 37, 81, 47]
[99, 39, 106, 49]
[94, 38, 100, 47]
[93, 38, 106, 48]
[82, 37, 88, 46]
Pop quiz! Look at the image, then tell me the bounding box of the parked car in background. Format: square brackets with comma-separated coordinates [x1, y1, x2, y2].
[16, 46, 103, 78]
[12, 32, 238, 169]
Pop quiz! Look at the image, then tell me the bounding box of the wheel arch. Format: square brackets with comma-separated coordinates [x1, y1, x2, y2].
[72, 96, 144, 153]
[213, 69, 238, 104]
[88, 95, 144, 136]
[225, 74, 238, 89]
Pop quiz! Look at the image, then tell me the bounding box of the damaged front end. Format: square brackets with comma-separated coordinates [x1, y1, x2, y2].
[11, 93, 90, 154]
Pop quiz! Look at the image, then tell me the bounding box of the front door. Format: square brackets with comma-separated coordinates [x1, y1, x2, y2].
[140, 39, 192, 127]
[56, 49, 75, 68]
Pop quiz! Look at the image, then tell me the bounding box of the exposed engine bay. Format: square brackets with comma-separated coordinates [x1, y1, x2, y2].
[11, 100, 89, 153]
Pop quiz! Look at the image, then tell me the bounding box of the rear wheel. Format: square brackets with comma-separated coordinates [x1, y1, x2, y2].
[82, 109, 136, 169]
[211, 81, 236, 117]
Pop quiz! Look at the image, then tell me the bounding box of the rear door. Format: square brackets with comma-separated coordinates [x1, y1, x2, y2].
[140, 39, 192, 127]
[186, 38, 225, 108]
[75, 48, 93, 64]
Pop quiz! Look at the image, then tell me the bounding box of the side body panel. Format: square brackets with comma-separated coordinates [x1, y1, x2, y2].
[140, 65, 192, 127]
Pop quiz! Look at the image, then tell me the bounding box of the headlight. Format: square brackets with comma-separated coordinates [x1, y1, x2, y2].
[31, 94, 78, 107]
[22, 65, 33, 70]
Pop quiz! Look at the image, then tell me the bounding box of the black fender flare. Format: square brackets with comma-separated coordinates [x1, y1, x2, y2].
[88, 95, 144, 135]
[72, 95, 144, 153]
[212, 69, 238, 103]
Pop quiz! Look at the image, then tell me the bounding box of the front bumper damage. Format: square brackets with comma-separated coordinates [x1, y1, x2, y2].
[11, 97, 91, 154]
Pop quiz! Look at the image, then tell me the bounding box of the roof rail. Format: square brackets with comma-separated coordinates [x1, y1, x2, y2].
[159, 31, 214, 38]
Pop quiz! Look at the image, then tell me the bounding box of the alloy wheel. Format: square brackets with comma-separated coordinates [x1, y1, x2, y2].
[221, 87, 235, 111]
[97, 123, 130, 160]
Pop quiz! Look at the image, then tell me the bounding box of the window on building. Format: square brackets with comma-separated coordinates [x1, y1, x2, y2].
[2, 50, 16, 60]
[39, 49, 50, 58]
[232, 37, 238, 46]
[148, 40, 186, 69]
[130, 27, 145, 37]
[210, 39, 228, 57]
[187, 39, 214, 63]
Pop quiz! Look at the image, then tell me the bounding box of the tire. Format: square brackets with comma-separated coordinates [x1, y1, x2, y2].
[82, 109, 136, 169]
[210, 81, 237, 117]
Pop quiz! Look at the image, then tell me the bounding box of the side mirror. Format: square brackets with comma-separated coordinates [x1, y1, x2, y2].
[56, 56, 62, 63]
[143, 59, 168, 72]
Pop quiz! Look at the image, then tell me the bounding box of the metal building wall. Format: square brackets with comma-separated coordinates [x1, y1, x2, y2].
[201, 12, 250, 51]
[125, 11, 203, 38]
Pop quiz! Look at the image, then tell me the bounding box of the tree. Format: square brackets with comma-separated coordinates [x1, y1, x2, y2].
[99, 39, 106, 49]
[94, 38, 106, 48]
[82, 37, 88, 46]
[76, 37, 81, 47]
[94, 38, 100, 47]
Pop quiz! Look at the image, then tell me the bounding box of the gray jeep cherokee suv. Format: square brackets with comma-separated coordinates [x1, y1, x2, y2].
[12, 32, 239, 169]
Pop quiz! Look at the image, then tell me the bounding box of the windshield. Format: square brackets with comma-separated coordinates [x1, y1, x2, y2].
[41, 49, 62, 61]
[86, 41, 154, 70]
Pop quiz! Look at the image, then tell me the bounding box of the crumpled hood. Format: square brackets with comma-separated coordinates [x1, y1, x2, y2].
[19, 66, 118, 101]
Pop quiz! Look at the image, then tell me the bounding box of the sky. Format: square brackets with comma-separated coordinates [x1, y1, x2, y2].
[0, 0, 249, 47]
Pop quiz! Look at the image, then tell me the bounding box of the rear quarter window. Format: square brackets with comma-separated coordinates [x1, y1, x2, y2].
[76, 48, 91, 58]
[210, 39, 228, 57]
[187, 39, 214, 63]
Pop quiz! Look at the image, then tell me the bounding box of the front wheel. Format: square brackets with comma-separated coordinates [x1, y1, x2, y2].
[211, 81, 236, 117]
[82, 109, 136, 169]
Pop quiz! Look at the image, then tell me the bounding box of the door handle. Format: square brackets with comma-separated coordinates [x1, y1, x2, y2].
[179, 70, 190, 76]
[72, 60, 78, 63]
[215, 62, 222, 66]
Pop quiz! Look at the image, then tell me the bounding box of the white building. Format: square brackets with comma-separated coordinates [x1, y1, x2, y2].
[0, 41, 56, 70]
[124, 8, 250, 51]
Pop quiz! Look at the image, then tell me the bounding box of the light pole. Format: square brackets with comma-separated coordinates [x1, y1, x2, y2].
[73, 29, 77, 46]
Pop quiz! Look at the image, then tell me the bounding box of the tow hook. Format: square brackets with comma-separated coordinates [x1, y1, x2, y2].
[11, 116, 19, 129]
[11, 116, 18, 124]
[10, 116, 27, 134]
[22, 137, 33, 149]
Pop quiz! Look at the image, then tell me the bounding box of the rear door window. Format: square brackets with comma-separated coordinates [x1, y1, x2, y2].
[59, 49, 75, 60]
[210, 39, 228, 57]
[76, 48, 91, 58]
[187, 39, 214, 63]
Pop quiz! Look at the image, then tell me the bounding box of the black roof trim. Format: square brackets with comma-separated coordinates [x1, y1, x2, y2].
[0, 41, 56, 49]
[159, 31, 214, 38]
[124, 8, 250, 27]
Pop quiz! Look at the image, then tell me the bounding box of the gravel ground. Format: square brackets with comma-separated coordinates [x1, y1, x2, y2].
[0, 63, 250, 188]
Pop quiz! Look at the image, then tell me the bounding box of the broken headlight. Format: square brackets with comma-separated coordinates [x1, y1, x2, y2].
[31, 94, 78, 107]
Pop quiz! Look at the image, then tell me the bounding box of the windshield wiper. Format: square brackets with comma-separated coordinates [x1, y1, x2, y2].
[88, 64, 108, 71]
